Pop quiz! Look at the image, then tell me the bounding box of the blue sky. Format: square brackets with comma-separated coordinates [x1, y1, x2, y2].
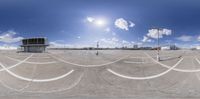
[0, 0, 200, 48]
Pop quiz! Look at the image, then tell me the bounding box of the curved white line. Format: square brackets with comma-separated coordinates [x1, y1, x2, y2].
[0, 54, 33, 72]
[31, 56, 50, 59]
[32, 70, 74, 82]
[107, 58, 183, 80]
[0, 62, 74, 82]
[0, 73, 84, 93]
[129, 56, 177, 60]
[145, 53, 200, 73]
[0, 65, 38, 94]
[195, 58, 200, 65]
[156, 54, 181, 57]
[124, 61, 153, 64]
[29, 73, 83, 93]
[5, 56, 58, 65]
[129, 57, 151, 59]
[49, 53, 129, 67]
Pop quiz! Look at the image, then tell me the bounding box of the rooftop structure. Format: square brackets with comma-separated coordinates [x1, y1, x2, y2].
[20, 37, 49, 52]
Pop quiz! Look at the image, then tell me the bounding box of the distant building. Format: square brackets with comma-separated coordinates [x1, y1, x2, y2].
[133, 45, 138, 49]
[197, 46, 200, 50]
[20, 37, 49, 52]
[161, 46, 170, 50]
[140, 47, 152, 50]
[161, 45, 178, 50]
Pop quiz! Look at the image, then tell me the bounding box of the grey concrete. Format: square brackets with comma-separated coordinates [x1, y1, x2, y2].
[0, 50, 200, 99]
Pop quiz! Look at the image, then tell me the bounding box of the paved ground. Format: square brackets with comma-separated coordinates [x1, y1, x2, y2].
[0, 50, 200, 99]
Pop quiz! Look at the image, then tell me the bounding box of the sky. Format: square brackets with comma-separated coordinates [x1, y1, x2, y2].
[0, 0, 200, 48]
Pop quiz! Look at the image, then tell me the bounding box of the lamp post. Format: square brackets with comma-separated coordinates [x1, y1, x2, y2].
[96, 41, 99, 56]
[156, 28, 162, 61]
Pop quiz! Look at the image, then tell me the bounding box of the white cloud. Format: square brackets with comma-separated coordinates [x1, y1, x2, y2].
[131, 41, 135, 44]
[86, 16, 110, 33]
[115, 18, 135, 31]
[77, 36, 81, 39]
[142, 36, 152, 42]
[122, 40, 129, 44]
[142, 36, 148, 42]
[0, 30, 23, 43]
[51, 38, 141, 48]
[176, 35, 193, 42]
[99, 37, 135, 48]
[0, 44, 17, 50]
[50, 41, 94, 48]
[115, 18, 128, 30]
[105, 28, 118, 36]
[86, 17, 106, 26]
[111, 37, 119, 42]
[137, 42, 143, 46]
[99, 37, 121, 48]
[49, 41, 73, 48]
[129, 21, 135, 27]
[86, 17, 95, 23]
[147, 28, 172, 39]
[197, 36, 200, 41]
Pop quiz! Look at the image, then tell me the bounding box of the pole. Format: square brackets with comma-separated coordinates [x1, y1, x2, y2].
[96, 41, 99, 56]
[157, 28, 160, 61]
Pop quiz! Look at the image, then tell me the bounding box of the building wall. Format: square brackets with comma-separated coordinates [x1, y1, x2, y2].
[197, 46, 200, 50]
[23, 46, 46, 52]
[21, 38, 48, 52]
[161, 46, 170, 50]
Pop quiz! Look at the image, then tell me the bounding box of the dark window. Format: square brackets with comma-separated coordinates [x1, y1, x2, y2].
[22, 39, 27, 45]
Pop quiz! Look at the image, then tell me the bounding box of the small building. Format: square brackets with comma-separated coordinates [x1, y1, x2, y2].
[20, 37, 49, 52]
[133, 45, 138, 49]
[197, 46, 200, 50]
[161, 45, 178, 50]
[161, 46, 170, 50]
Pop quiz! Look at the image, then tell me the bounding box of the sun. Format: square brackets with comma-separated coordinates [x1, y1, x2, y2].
[95, 19, 106, 26]
[86, 17, 107, 27]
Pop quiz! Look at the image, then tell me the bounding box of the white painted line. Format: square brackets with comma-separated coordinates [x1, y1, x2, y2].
[31, 73, 83, 93]
[145, 53, 200, 73]
[0, 73, 84, 93]
[195, 58, 200, 65]
[107, 58, 183, 80]
[124, 61, 144, 64]
[31, 56, 51, 59]
[194, 58, 200, 70]
[49, 53, 129, 67]
[5, 56, 58, 65]
[0, 54, 75, 82]
[31, 70, 74, 82]
[158, 56, 181, 61]
[158, 54, 180, 57]
[0, 54, 33, 71]
[129, 57, 150, 59]
[123, 61, 152, 64]
[0, 65, 38, 93]
[0, 61, 75, 82]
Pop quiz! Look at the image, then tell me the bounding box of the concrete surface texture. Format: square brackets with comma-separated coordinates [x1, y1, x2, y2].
[0, 50, 200, 99]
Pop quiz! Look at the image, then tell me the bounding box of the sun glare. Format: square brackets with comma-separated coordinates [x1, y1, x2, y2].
[95, 19, 106, 26]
